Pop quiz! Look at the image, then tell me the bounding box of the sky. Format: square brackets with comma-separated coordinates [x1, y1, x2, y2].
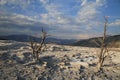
[0, 0, 120, 39]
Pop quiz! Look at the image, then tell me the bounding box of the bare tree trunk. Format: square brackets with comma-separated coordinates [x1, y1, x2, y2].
[30, 28, 47, 62]
[97, 16, 108, 71]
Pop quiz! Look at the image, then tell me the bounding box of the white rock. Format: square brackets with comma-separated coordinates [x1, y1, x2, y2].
[70, 61, 89, 68]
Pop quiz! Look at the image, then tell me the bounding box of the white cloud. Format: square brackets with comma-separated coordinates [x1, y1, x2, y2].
[75, 0, 106, 32]
[0, 0, 108, 39]
[0, 0, 32, 9]
[40, 0, 48, 4]
[39, 2, 71, 26]
[109, 19, 120, 27]
[0, 12, 51, 36]
[76, 0, 105, 22]
[81, 0, 87, 6]
[0, 12, 42, 25]
[38, 0, 107, 39]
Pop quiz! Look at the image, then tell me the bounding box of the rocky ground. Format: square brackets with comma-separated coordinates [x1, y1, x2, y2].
[0, 40, 120, 80]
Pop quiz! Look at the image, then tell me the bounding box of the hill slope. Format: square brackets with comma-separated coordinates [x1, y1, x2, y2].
[73, 35, 120, 48]
[0, 34, 76, 45]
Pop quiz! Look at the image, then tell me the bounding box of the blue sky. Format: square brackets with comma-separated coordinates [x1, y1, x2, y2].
[0, 0, 120, 39]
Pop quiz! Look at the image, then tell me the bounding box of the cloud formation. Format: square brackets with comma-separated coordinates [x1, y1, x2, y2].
[0, 12, 51, 36]
[0, 0, 31, 9]
[109, 19, 120, 27]
[0, 0, 119, 39]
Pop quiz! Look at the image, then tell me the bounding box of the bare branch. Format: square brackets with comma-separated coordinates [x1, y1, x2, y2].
[29, 28, 47, 61]
[96, 16, 109, 72]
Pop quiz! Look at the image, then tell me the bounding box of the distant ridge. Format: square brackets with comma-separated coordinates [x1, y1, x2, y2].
[0, 34, 76, 45]
[72, 35, 120, 48]
[0, 34, 120, 47]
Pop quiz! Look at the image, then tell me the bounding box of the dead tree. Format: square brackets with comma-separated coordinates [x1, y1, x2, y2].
[95, 16, 109, 71]
[30, 28, 47, 61]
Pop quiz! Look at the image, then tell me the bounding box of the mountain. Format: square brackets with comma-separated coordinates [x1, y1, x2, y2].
[0, 34, 76, 45]
[72, 35, 120, 48]
[1, 34, 120, 47]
